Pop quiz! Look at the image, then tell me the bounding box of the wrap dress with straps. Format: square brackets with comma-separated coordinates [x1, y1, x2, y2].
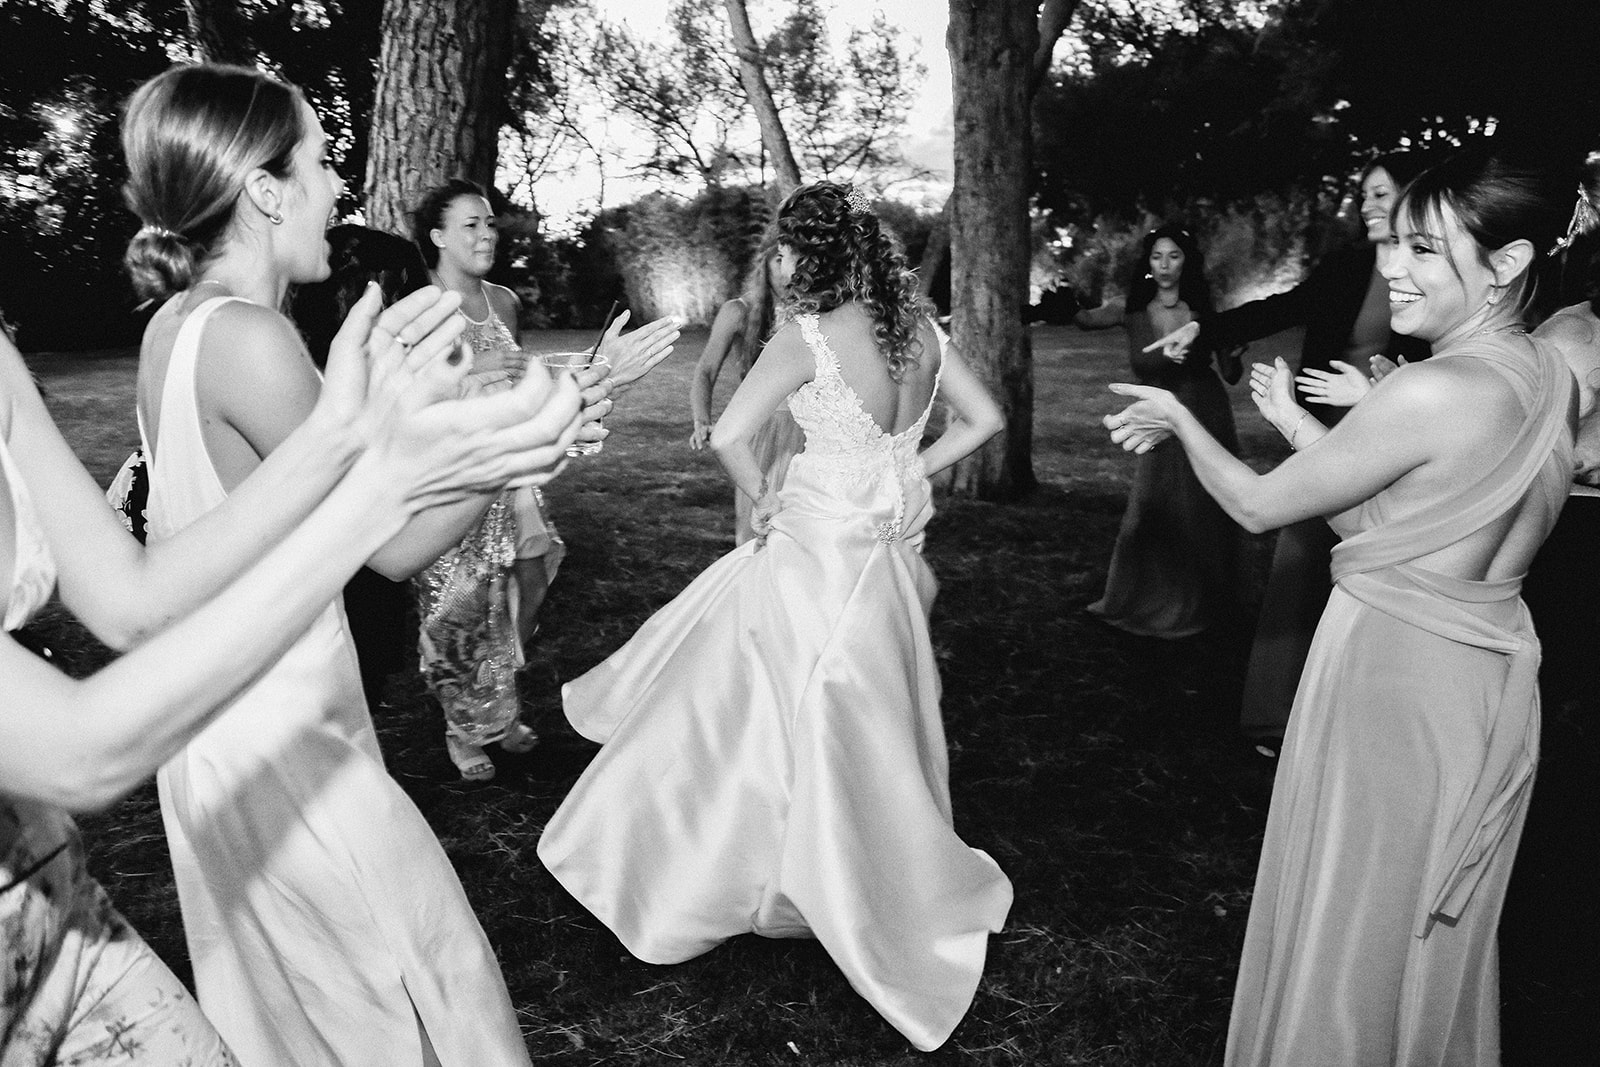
[1225, 331, 1573, 1066]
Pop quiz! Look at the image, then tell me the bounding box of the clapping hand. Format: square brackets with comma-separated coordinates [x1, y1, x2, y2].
[1249, 357, 1302, 431]
[1103, 383, 1181, 454]
[1370, 353, 1405, 382]
[1295, 360, 1371, 408]
[318, 283, 468, 438]
[1142, 320, 1201, 363]
[595, 311, 683, 387]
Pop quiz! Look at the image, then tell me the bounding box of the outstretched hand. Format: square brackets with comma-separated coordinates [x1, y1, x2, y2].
[1142, 320, 1200, 363]
[1103, 382, 1180, 454]
[1249, 357, 1302, 431]
[1295, 360, 1371, 408]
[595, 310, 682, 387]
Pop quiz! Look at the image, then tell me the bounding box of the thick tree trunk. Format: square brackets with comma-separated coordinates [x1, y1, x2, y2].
[945, 1, 1042, 500]
[364, 0, 518, 235]
[724, 0, 802, 195]
[185, 0, 252, 65]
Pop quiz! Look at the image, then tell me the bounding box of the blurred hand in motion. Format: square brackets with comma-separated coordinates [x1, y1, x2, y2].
[1296, 360, 1371, 408]
[1142, 320, 1200, 363]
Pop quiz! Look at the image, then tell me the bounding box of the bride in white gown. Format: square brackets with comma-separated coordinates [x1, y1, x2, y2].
[538, 181, 1013, 1051]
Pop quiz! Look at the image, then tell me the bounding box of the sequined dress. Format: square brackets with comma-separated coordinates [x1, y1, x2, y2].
[413, 303, 564, 744]
[538, 313, 1014, 1051]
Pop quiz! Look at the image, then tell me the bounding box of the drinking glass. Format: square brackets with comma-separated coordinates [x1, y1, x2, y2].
[540, 351, 610, 456]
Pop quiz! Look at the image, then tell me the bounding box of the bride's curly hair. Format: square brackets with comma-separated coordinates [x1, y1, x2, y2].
[776, 181, 929, 381]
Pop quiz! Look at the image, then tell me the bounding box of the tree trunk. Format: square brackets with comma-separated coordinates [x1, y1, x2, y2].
[921, 1, 1076, 308]
[724, 0, 802, 195]
[364, 0, 518, 236]
[945, 1, 1045, 500]
[185, 0, 252, 65]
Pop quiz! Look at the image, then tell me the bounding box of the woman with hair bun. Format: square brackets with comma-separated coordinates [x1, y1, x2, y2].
[1076, 221, 1243, 637]
[539, 181, 1013, 1051]
[1107, 147, 1577, 1064]
[119, 62, 605, 1064]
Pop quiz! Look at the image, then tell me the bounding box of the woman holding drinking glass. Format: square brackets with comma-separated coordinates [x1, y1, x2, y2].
[1108, 148, 1576, 1064]
[409, 179, 679, 780]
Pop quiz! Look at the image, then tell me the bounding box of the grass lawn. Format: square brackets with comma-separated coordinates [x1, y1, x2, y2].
[20, 323, 1583, 1064]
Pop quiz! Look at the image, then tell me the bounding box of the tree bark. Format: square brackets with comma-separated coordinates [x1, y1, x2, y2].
[946, 2, 1045, 499]
[724, 0, 802, 195]
[185, 0, 252, 65]
[364, 0, 518, 236]
[943, 0, 1076, 500]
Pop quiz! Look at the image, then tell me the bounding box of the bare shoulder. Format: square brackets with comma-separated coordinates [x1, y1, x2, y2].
[1375, 353, 1522, 431]
[485, 281, 520, 316]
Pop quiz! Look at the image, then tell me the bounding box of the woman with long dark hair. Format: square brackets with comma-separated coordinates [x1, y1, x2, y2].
[539, 181, 1011, 1051]
[1078, 221, 1243, 637]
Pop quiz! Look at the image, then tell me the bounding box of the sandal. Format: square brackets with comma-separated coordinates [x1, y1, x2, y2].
[499, 721, 539, 755]
[445, 735, 496, 782]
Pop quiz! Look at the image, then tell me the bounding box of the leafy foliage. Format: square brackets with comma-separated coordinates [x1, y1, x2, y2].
[588, 0, 925, 190]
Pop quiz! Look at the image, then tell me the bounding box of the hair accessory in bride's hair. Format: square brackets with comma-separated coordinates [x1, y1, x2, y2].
[1548, 185, 1600, 257]
[844, 185, 872, 215]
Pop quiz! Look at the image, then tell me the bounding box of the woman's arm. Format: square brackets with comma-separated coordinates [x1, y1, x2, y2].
[709, 322, 813, 507]
[917, 340, 1004, 478]
[1107, 365, 1457, 533]
[690, 299, 746, 449]
[9, 287, 470, 648]
[0, 313, 584, 812]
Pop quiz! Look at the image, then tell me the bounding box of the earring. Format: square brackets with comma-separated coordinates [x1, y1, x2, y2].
[268, 211, 283, 226]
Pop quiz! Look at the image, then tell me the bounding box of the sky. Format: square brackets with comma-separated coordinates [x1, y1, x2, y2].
[525, 0, 954, 230]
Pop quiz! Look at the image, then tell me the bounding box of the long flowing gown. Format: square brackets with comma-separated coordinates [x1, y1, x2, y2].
[141, 297, 530, 1065]
[1225, 333, 1573, 1066]
[538, 313, 1014, 1052]
[1088, 307, 1241, 637]
[1, 430, 234, 1065]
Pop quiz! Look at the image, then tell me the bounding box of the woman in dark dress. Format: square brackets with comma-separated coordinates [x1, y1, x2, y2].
[1149, 152, 1433, 737]
[1078, 222, 1243, 637]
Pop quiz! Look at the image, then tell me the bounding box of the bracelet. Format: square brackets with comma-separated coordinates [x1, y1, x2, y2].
[1288, 412, 1310, 451]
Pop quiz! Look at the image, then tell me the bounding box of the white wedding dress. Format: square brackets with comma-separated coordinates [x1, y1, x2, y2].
[140, 296, 530, 1065]
[538, 313, 1013, 1051]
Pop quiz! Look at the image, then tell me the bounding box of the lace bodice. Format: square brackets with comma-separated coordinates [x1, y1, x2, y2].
[786, 314, 943, 542]
[1, 414, 55, 631]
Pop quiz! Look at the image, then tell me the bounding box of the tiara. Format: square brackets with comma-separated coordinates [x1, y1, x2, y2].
[845, 185, 872, 214]
[1549, 185, 1599, 257]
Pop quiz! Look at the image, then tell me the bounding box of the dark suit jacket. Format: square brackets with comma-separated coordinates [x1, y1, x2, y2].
[1200, 243, 1431, 425]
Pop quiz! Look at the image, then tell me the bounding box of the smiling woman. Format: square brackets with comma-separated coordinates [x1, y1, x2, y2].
[1105, 147, 1577, 1065]
[121, 63, 537, 1065]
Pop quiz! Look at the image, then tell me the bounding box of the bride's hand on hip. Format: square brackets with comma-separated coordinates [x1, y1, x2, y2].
[751, 488, 782, 544]
[1104, 383, 1180, 453]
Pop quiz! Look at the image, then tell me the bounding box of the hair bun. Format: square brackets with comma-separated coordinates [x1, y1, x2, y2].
[124, 224, 198, 301]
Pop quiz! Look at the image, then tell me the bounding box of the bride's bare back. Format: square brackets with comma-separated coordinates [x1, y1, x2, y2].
[812, 303, 941, 437]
